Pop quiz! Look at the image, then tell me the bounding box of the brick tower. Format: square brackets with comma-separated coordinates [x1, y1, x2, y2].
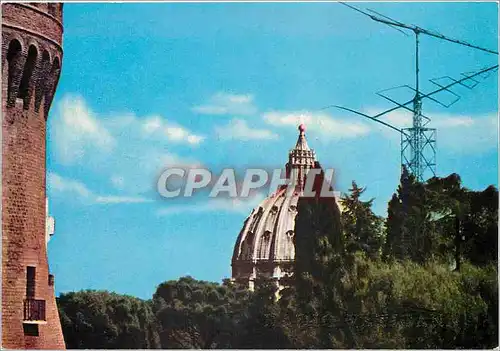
[2, 3, 65, 349]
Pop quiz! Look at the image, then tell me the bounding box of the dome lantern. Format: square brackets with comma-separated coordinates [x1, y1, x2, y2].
[286, 123, 316, 191]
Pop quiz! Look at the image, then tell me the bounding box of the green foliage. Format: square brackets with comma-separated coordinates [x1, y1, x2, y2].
[293, 185, 357, 348]
[58, 264, 498, 349]
[384, 167, 433, 263]
[294, 184, 344, 286]
[463, 185, 498, 266]
[341, 181, 384, 259]
[57, 171, 498, 349]
[284, 253, 498, 348]
[150, 275, 289, 349]
[384, 170, 498, 270]
[152, 276, 248, 348]
[288, 170, 498, 348]
[234, 277, 290, 349]
[57, 290, 160, 349]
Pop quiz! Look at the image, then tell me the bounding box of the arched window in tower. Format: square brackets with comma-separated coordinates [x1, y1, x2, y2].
[35, 51, 50, 112]
[43, 57, 61, 116]
[6, 39, 22, 105]
[50, 57, 61, 84]
[283, 230, 295, 260]
[241, 232, 254, 260]
[18, 45, 37, 106]
[257, 231, 271, 259]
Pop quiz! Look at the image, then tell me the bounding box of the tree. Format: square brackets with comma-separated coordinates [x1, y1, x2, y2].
[152, 276, 246, 348]
[424, 175, 497, 270]
[58, 290, 160, 349]
[234, 277, 290, 349]
[57, 168, 498, 350]
[425, 173, 469, 270]
[294, 162, 344, 284]
[384, 167, 432, 263]
[341, 181, 384, 259]
[384, 193, 404, 261]
[292, 162, 355, 348]
[463, 185, 498, 267]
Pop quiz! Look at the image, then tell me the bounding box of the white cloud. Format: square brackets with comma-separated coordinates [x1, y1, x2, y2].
[52, 95, 115, 164]
[187, 135, 204, 144]
[368, 109, 482, 129]
[432, 113, 497, 153]
[192, 92, 257, 116]
[263, 110, 370, 138]
[48, 172, 153, 205]
[142, 116, 162, 134]
[48, 172, 92, 199]
[141, 115, 205, 145]
[165, 126, 187, 140]
[156, 193, 266, 217]
[215, 119, 278, 141]
[95, 196, 152, 204]
[50, 94, 203, 200]
[362, 108, 497, 153]
[431, 115, 475, 128]
[111, 149, 201, 197]
[52, 97, 204, 167]
[376, 110, 412, 129]
[263, 107, 497, 153]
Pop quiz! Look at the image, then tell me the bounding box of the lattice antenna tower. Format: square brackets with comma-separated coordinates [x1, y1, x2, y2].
[326, 3, 498, 182]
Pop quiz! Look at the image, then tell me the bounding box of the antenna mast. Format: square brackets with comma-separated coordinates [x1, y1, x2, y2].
[335, 3, 498, 181]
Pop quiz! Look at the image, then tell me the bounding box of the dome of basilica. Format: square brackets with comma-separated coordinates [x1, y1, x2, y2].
[231, 124, 335, 290]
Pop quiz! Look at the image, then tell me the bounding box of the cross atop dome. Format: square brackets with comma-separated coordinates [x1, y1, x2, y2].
[295, 123, 310, 151]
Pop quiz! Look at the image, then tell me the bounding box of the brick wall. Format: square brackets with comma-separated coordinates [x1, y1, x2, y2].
[2, 3, 65, 349]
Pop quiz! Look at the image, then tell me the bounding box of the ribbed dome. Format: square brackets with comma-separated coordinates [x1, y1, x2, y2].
[234, 187, 299, 260]
[231, 125, 318, 289]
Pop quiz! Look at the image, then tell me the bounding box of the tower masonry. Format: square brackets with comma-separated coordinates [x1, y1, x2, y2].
[2, 2, 65, 349]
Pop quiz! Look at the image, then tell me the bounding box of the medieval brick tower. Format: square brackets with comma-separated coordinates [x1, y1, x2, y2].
[2, 3, 65, 349]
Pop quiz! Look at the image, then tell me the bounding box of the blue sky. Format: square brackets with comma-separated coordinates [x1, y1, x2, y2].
[47, 2, 498, 299]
